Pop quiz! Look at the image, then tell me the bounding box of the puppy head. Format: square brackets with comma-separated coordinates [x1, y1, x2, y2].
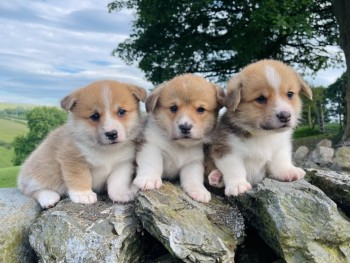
[225, 59, 312, 134]
[146, 74, 224, 146]
[61, 80, 147, 146]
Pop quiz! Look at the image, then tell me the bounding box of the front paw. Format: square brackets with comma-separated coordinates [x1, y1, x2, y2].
[109, 188, 135, 203]
[208, 169, 225, 188]
[271, 166, 305, 182]
[184, 186, 211, 203]
[69, 190, 97, 204]
[225, 181, 252, 197]
[133, 175, 162, 190]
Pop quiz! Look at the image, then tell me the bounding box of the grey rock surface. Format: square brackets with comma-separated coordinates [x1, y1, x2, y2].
[309, 146, 334, 166]
[293, 146, 309, 165]
[305, 169, 350, 216]
[135, 182, 244, 263]
[30, 196, 145, 263]
[0, 188, 41, 263]
[232, 178, 350, 263]
[333, 147, 350, 171]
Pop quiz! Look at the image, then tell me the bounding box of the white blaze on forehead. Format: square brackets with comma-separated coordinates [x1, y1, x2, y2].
[265, 65, 281, 91]
[102, 84, 112, 110]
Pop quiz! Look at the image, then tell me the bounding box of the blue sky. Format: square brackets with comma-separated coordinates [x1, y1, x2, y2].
[0, 0, 346, 106]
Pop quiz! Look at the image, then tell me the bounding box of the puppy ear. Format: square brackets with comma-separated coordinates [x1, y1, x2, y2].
[299, 76, 313, 100]
[129, 85, 147, 102]
[225, 75, 242, 111]
[60, 93, 77, 111]
[145, 86, 162, 113]
[213, 84, 225, 108]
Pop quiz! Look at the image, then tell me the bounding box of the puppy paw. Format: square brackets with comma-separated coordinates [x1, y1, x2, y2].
[133, 176, 162, 190]
[225, 181, 252, 197]
[271, 166, 306, 182]
[37, 190, 61, 209]
[208, 169, 225, 188]
[69, 190, 97, 204]
[184, 186, 211, 203]
[109, 188, 135, 203]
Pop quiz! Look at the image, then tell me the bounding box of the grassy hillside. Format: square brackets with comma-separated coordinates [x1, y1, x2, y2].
[0, 118, 28, 144]
[0, 118, 28, 168]
[0, 102, 34, 110]
[0, 166, 19, 188]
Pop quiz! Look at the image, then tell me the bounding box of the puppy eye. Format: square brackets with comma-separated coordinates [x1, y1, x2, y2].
[118, 109, 127, 117]
[256, 96, 267, 104]
[287, 91, 294, 99]
[90, 112, 100, 121]
[170, 105, 178, 113]
[197, 107, 206, 113]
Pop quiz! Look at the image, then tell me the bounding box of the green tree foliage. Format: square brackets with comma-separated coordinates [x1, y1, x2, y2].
[12, 107, 67, 165]
[0, 107, 30, 120]
[301, 87, 327, 129]
[325, 72, 347, 127]
[108, 0, 341, 84]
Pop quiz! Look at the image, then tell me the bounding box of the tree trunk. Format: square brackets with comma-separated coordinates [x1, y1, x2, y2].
[333, 0, 350, 144]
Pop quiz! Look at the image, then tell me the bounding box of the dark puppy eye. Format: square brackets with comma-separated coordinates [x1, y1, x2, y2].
[170, 105, 178, 113]
[197, 107, 206, 113]
[90, 112, 100, 121]
[256, 95, 267, 104]
[287, 91, 294, 99]
[118, 109, 127, 116]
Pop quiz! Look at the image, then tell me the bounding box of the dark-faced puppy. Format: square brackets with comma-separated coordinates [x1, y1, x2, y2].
[207, 60, 312, 196]
[133, 74, 224, 203]
[18, 80, 147, 208]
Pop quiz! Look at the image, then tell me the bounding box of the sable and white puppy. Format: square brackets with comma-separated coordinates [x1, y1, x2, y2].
[207, 60, 312, 196]
[18, 80, 147, 208]
[133, 74, 224, 203]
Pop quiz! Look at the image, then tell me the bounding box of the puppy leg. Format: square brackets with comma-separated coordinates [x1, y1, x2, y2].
[133, 144, 163, 190]
[215, 155, 252, 196]
[208, 169, 225, 188]
[62, 164, 97, 205]
[33, 189, 61, 209]
[107, 162, 135, 202]
[180, 161, 211, 203]
[268, 148, 305, 182]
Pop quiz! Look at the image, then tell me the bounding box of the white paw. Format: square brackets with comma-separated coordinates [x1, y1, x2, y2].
[271, 166, 306, 182]
[69, 190, 97, 204]
[133, 175, 162, 190]
[225, 181, 252, 196]
[37, 190, 61, 209]
[185, 186, 211, 203]
[208, 169, 225, 188]
[108, 188, 135, 203]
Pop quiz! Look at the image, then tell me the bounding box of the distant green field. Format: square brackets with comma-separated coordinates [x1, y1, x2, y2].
[0, 147, 14, 168]
[0, 166, 19, 188]
[0, 118, 28, 144]
[0, 102, 34, 110]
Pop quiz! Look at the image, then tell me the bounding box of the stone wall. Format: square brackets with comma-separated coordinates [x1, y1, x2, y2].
[1, 169, 350, 263]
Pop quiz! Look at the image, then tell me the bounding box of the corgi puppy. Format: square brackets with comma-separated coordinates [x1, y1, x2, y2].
[18, 80, 147, 208]
[207, 60, 312, 196]
[133, 74, 224, 203]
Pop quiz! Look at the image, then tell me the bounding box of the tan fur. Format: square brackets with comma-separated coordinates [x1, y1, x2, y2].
[133, 74, 224, 203]
[207, 60, 312, 195]
[18, 80, 146, 208]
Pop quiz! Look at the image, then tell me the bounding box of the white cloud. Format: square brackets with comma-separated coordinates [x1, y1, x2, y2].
[0, 0, 152, 106]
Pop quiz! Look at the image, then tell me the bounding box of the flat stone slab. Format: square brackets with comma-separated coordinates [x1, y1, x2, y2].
[30, 196, 146, 263]
[232, 179, 350, 263]
[135, 182, 244, 263]
[0, 188, 41, 263]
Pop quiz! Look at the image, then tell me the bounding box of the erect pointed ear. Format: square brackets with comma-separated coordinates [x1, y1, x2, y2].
[128, 84, 147, 102]
[60, 91, 77, 111]
[298, 75, 313, 100]
[212, 84, 225, 109]
[145, 86, 162, 113]
[225, 75, 242, 111]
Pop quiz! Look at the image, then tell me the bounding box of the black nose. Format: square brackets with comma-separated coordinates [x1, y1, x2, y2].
[105, 130, 118, 140]
[179, 123, 192, 135]
[277, 111, 291, 123]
